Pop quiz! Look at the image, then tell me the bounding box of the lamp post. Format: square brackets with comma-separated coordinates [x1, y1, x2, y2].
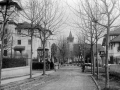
[99, 51, 105, 67]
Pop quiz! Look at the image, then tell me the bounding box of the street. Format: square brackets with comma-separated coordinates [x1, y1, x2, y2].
[27, 66, 97, 90]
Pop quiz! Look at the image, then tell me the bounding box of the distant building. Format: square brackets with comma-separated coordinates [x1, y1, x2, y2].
[102, 27, 120, 64]
[67, 31, 74, 62]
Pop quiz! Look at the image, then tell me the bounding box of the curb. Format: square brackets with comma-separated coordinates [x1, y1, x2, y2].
[91, 75, 101, 90]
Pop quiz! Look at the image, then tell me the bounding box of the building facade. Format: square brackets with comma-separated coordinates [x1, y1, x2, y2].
[0, 0, 52, 66]
[102, 27, 120, 64]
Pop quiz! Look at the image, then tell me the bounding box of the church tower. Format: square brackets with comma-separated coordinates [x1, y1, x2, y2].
[67, 31, 74, 62]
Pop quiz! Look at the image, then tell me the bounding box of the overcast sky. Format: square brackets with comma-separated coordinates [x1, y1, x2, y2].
[20, 0, 103, 44]
[20, 0, 79, 43]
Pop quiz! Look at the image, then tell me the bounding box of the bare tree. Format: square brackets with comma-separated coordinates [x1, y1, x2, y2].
[19, 0, 41, 78]
[51, 43, 57, 62]
[35, 0, 65, 75]
[56, 36, 68, 64]
[91, 0, 120, 88]
[69, 0, 105, 76]
[74, 0, 120, 88]
[76, 33, 86, 64]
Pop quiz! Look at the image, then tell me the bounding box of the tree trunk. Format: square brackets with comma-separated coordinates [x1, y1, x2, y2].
[0, 38, 3, 87]
[96, 36, 99, 79]
[95, 22, 99, 79]
[0, 19, 6, 87]
[90, 20, 94, 75]
[43, 38, 46, 75]
[105, 27, 110, 88]
[30, 34, 33, 78]
[91, 44, 94, 75]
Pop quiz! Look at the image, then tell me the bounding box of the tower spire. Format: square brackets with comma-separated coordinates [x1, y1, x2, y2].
[67, 31, 74, 42]
[69, 31, 73, 38]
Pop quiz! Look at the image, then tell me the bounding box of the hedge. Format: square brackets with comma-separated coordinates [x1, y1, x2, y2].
[2, 58, 27, 68]
[32, 61, 54, 70]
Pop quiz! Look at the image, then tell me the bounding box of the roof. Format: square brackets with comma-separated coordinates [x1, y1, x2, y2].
[14, 46, 25, 51]
[16, 22, 53, 34]
[0, 0, 22, 11]
[102, 27, 120, 45]
[0, 20, 17, 25]
[110, 35, 120, 43]
[109, 27, 120, 36]
[16, 22, 32, 29]
[37, 47, 49, 51]
[16, 22, 42, 30]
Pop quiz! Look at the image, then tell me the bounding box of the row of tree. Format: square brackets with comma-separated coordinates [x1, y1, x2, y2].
[71, 0, 120, 89]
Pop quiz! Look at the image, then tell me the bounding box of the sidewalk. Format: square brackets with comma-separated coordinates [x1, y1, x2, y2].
[1, 70, 54, 85]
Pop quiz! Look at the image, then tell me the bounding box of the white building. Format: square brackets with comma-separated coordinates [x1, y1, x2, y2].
[102, 27, 120, 64]
[0, 0, 52, 65]
[0, 0, 52, 79]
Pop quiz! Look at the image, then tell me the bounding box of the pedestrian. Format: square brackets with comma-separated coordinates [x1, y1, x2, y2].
[82, 64, 85, 72]
[54, 63, 56, 72]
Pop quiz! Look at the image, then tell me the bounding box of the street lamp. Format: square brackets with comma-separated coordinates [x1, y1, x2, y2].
[99, 51, 105, 67]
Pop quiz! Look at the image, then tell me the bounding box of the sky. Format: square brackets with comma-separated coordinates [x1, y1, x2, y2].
[20, 0, 79, 43]
[1, 0, 119, 44]
[20, 0, 103, 44]
[57, 0, 79, 43]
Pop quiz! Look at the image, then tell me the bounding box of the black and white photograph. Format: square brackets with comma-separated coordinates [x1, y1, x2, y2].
[0, 0, 120, 90]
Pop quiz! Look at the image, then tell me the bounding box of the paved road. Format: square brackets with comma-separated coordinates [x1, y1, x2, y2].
[31, 66, 97, 90]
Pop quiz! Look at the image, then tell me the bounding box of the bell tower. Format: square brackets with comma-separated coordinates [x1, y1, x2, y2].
[67, 31, 74, 62]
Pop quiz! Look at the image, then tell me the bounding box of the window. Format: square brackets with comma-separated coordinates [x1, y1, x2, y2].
[18, 40, 21, 45]
[111, 43, 113, 49]
[4, 38, 7, 44]
[4, 50, 7, 56]
[17, 29, 21, 35]
[28, 39, 31, 45]
[28, 30, 32, 35]
[118, 43, 120, 52]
